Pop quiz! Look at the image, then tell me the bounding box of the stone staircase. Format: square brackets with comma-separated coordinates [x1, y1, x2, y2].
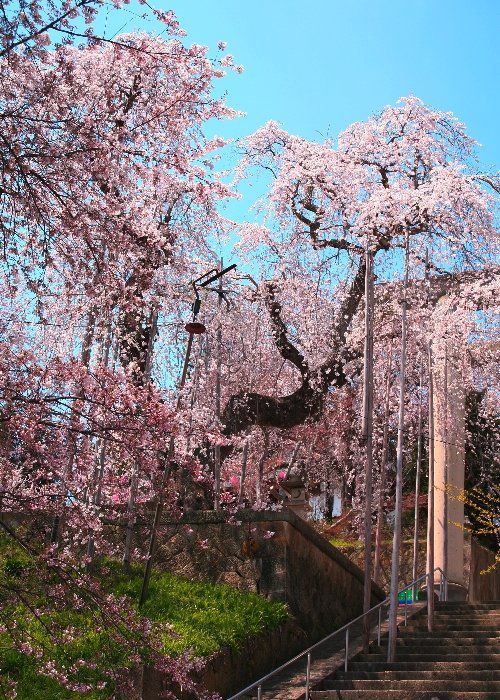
[310, 601, 500, 699]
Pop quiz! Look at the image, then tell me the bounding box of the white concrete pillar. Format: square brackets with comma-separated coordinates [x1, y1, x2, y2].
[432, 339, 466, 588]
[332, 486, 342, 517]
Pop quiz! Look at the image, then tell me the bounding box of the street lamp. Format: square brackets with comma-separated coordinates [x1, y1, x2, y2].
[139, 263, 236, 605]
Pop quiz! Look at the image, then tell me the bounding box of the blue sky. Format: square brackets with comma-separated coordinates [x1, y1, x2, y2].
[182, 0, 498, 156]
[97, 0, 499, 243]
[104, 0, 500, 158]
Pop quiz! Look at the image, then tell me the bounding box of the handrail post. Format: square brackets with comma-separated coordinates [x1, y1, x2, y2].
[227, 572, 436, 700]
[426, 543, 435, 633]
[305, 652, 311, 699]
[345, 627, 349, 672]
[404, 592, 408, 626]
[387, 602, 399, 663]
[377, 606, 382, 647]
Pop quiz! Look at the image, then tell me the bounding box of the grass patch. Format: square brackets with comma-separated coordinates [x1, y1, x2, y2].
[106, 560, 288, 656]
[330, 537, 363, 549]
[0, 538, 288, 699]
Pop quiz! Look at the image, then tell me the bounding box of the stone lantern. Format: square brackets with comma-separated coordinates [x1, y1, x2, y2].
[280, 467, 309, 519]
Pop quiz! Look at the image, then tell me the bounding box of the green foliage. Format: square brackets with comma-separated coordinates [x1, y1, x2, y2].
[104, 560, 288, 656]
[465, 391, 500, 551]
[0, 540, 288, 699]
[1, 649, 98, 700]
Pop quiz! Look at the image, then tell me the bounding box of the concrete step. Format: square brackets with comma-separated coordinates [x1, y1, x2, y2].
[357, 653, 500, 662]
[387, 636, 500, 646]
[321, 680, 500, 691]
[304, 601, 500, 700]
[433, 609, 500, 615]
[398, 628, 500, 637]
[428, 617, 500, 624]
[334, 671, 500, 680]
[396, 633, 500, 641]
[408, 617, 500, 625]
[346, 661, 500, 672]
[428, 615, 500, 629]
[375, 643, 500, 654]
[435, 602, 500, 610]
[431, 612, 500, 618]
[311, 692, 500, 699]
[409, 621, 500, 629]
[430, 615, 500, 629]
[436, 599, 500, 604]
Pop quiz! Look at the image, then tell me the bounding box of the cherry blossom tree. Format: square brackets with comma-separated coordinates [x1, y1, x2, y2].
[1, 2, 499, 687]
[224, 96, 497, 443]
[0, 1, 243, 693]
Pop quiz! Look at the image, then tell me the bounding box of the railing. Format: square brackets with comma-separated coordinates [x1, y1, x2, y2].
[228, 567, 449, 700]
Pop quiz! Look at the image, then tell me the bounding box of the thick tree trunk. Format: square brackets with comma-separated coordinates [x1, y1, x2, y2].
[221, 256, 367, 438]
[238, 439, 249, 504]
[122, 304, 158, 571]
[119, 305, 154, 385]
[256, 431, 270, 504]
[86, 316, 114, 563]
[50, 306, 97, 545]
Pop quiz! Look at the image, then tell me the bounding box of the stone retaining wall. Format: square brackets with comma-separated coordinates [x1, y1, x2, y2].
[157, 509, 385, 637]
[469, 537, 500, 602]
[144, 509, 385, 696]
[142, 618, 308, 699]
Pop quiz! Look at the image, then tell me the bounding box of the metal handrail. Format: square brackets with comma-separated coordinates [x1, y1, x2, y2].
[228, 567, 448, 699]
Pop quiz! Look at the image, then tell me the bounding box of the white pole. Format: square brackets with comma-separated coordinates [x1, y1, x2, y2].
[443, 349, 449, 584]
[412, 356, 424, 601]
[424, 248, 436, 630]
[387, 232, 410, 662]
[361, 245, 375, 649]
[373, 340, 394, 584]
[427, 340, 435, 631]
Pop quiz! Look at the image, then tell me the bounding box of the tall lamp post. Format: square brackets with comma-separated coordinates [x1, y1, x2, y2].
[139, 263, 236, 606]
